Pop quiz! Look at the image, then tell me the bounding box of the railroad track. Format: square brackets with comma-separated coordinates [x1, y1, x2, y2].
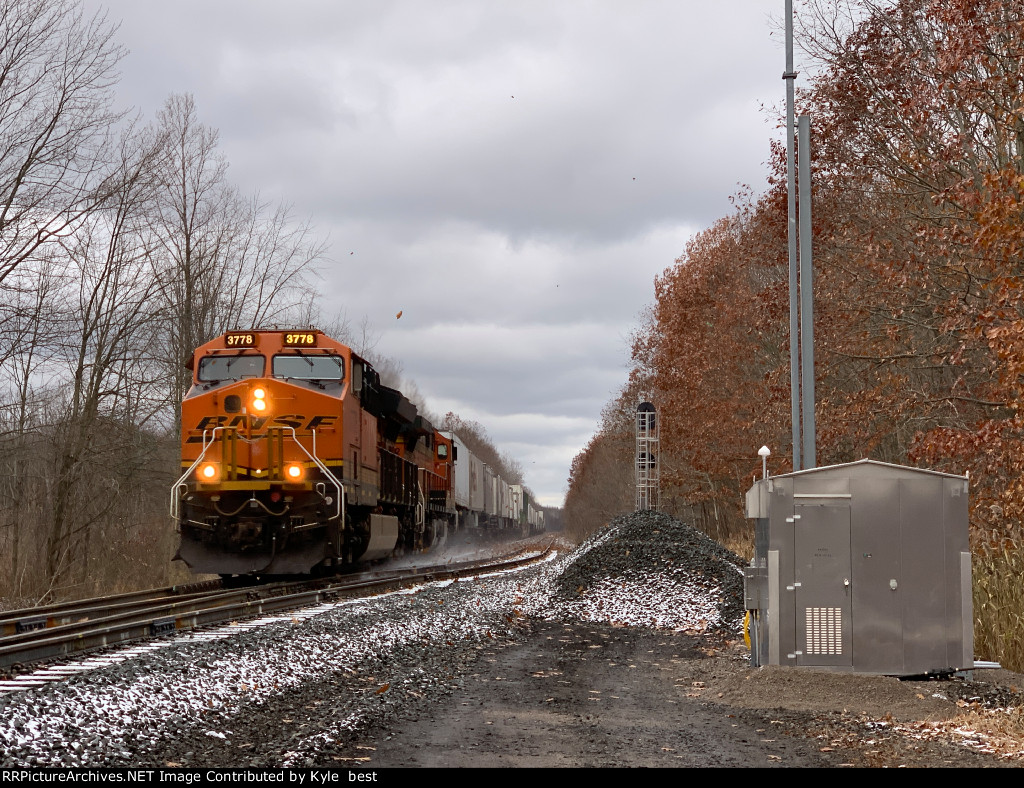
[0, 548, 550, 684]
[0, 578, 228, 637]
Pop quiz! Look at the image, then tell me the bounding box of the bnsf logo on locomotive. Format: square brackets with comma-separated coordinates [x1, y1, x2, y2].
[188, 414, 339, 441]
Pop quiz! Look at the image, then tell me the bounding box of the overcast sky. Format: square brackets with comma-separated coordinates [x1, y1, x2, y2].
[84, 0, 789, 507]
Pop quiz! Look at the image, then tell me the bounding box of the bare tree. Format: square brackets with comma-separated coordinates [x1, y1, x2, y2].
[0, 0, 135, 601]
[40, 125, 166, 595]
[148, 94, 327, 419]
[307, 307, 354, 347]
[0, 257, 61, 597]
[0, 0, 126, 286]
[352, 314, 381, 357]
[0, 15, 333, 603]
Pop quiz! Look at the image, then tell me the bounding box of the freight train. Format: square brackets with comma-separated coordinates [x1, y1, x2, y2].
[170, 328, 544, 576]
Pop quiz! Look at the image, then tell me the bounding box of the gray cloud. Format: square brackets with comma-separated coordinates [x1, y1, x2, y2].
[87, 0, 785, 505]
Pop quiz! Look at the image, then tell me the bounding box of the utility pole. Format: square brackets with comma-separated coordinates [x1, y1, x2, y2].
[784, 0, 801, 471]
[799, 114, 816, 468]
[784, 1, 816, 470]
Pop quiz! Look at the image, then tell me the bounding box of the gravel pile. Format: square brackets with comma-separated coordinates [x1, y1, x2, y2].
[541, 510, 745, 634]
[0, 511, 744, 767]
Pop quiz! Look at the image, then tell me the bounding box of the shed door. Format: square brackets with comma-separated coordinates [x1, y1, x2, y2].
[794, 503, 852, 667]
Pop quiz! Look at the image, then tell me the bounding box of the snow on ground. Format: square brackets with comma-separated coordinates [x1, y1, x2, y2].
[0, 512, 742, 767]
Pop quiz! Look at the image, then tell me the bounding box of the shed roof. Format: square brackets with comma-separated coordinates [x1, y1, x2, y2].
[769, 458, 967, 481]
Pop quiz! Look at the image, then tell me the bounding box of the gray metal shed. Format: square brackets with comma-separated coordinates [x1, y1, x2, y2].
[743, 459, 973, 676]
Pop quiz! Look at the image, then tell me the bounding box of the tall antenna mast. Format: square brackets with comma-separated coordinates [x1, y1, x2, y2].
[785, 0, 801, 471]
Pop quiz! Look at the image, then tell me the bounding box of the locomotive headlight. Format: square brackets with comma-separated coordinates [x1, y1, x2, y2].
[199, 463, 219, 482]
[285, 463, 304, 480]
[251, 387, 268, 412]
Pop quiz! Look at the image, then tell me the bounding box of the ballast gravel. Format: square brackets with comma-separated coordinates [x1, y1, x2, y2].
[551, 509, 745, 632]
[0, 513, 740, 767]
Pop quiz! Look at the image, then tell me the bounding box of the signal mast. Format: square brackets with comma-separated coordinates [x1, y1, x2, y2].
[635, 402, 660, 511]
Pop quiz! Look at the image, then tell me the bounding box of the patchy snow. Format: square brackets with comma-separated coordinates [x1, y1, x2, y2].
[546, 571, 730, 632]
[537, 509, 746, 633]
[0, 512, 745, 767]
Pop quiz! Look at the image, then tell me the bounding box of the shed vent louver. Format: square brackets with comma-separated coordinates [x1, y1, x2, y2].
[805, 607, 843, 655]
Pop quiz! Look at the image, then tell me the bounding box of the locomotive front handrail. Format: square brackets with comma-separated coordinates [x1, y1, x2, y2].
[170, 426, 222, 519]
[170, 425, 344, 530]
[291, 425, 343, 528]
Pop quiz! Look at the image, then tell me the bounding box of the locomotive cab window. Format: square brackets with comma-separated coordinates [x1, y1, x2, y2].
[273, 354, 345, 381]
[197, 354, 265, 382]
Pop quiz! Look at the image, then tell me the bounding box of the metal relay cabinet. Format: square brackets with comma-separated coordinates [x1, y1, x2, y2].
[743, 459, 973, 676]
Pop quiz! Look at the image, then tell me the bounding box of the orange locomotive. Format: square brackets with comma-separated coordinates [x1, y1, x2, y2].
[170, 328, 455, 576]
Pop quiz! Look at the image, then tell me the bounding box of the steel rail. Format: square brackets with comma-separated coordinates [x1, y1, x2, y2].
[0, 549, 550, 673]
[0, 580, 228, 636]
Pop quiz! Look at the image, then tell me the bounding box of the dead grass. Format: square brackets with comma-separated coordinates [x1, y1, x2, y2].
[721, 530, 754, 562]
[973, 544, 1024, 673]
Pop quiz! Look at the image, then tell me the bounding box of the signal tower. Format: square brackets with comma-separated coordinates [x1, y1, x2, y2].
[635, 401, 660, 511]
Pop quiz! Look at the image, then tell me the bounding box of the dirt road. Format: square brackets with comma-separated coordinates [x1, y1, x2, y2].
[332, 620, 1022, 768]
